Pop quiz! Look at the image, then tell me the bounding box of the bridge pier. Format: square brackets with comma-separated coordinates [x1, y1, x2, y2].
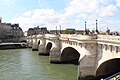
[38, 36, 47, 55]
[32, 35, 39, 51]
[49, 35, 61, 63]
[27, 36, 33, 48]
[78, 43, 98, 80]
[78, 55, 97, 80]
[49, 48, 61, 63]
[32, 44, 39, 51]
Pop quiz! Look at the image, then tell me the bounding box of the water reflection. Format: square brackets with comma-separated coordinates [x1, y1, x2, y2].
[0, 49, 77, 80]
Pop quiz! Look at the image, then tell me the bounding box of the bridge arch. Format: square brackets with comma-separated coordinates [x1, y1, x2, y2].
[60, 47, 80, 64]
[38, 39, 45, 46]
[45, 39, 59, 55]
[96, 58, 120, 78]
[37, 40, 40, 45]
[45, 42, 52, 55]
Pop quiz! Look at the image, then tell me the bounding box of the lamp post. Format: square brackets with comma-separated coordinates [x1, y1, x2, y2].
[60, 25, 61, 34]
[96, 19, 99, 33]
[85, 21, 87, 34]
[56, 26, 57, 34]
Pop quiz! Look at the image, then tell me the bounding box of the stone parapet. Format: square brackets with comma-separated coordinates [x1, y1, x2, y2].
[97, 35, 120, 47]
[97, 35, 120, 41]
[60, 34, 97, 39]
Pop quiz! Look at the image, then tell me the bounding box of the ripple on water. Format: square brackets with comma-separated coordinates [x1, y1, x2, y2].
[0, 49, 78, 80]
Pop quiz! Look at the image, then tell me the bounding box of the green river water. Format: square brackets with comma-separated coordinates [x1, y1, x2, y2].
[0, 49, 78, 80]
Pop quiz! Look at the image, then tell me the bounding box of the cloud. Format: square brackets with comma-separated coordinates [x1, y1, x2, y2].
[64, 0, 99, 16]
[10, 8, 69, 31]
[99, 0, 113, 6]
[10, 0, 120, 32]
[22, 11, 32, 17]
[99, 4, 117, 17]
[1, 0, 24, 10]
[115, 0, 120, 7]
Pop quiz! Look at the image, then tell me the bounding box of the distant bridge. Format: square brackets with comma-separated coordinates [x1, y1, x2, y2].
[27, 34, 120, 80]
[0, 42, 27, 49]
[0, 42, 27, 45]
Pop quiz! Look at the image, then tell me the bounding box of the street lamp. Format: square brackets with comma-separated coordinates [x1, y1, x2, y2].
[60, 25, 61, 34]
[96, 19, 99, 33]
[85, 21, 87, 31]
[85, 21, 87, 34]
[56, 26, 57, 34]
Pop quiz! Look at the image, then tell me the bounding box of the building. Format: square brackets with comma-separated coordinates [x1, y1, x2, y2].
[27, 26, 48, 36]
[27, 28, 35, 36]
[0, 23, 11, 39]
[0, 17, 24, 42]
[75, 30, 84, 34]
[49, 30, 64, 34]
[49, 29, 84, 34]
[7, 24, 24, 38]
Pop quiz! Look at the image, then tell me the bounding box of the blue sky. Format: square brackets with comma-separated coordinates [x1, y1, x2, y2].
[0, 0, 120, 32]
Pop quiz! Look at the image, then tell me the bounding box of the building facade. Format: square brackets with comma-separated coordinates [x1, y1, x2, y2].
[27, 26, 48, 36]
[0, 18, 24, 42]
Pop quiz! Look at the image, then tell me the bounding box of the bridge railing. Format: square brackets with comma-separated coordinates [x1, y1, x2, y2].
[102, 72, 120, 80]
[60, 34, 97, 40]
[45, 34, 59, 39]
[98, 35, 120, 41]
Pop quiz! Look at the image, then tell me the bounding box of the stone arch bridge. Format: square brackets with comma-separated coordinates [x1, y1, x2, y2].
[27, 34, 120, 79]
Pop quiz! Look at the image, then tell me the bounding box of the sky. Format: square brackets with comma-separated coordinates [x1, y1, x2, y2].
[0, 0, 120, 32]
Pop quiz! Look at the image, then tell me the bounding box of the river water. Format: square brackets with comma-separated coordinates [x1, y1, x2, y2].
[0, 49, 78, 80]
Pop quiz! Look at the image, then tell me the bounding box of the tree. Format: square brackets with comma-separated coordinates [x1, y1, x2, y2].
[64, 29, 75, 34]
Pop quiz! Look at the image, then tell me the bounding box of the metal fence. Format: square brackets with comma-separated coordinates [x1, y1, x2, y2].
[102, 72, 120, 80]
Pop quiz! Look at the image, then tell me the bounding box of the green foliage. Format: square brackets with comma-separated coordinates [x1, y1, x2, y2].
[64, 29, 75, 34]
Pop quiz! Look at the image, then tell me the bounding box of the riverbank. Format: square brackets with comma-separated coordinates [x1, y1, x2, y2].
[0, 43, 27, 50]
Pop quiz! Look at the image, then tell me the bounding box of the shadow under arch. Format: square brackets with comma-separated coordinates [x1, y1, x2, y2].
[38, 40, 40, 45]
[96, 58, 120, 79]
[60, 47, 80, 65]
[46, 42, 52, 55]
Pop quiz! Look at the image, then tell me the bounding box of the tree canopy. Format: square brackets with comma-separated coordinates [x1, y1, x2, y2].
[64, 29, 75, 34]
